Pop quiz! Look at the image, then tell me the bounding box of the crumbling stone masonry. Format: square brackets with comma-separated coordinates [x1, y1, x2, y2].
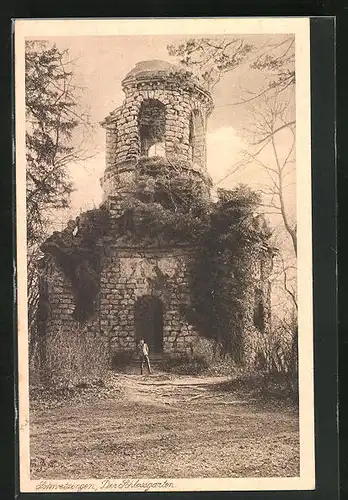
[39, 60, 271, 361]
[41, 246, 198, 356]
[100, 247, 198, 354]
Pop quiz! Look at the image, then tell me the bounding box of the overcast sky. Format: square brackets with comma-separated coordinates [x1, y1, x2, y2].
[30, 34, 296, 239]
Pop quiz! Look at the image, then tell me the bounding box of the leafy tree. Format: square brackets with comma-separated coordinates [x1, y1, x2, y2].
[167, 35, 294, 98]
[250, 36, 295, 97]
[26, 40, 87, 243]
[25, 40, 89, 359]
[167, 37, 254, 90]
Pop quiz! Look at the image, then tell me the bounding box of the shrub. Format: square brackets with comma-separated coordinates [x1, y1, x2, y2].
[163, 338, 234, 376]
[161, 329, 297, 402]
[163, 353, 207, 376]
[171, 360, 206, 376]
[163, 352, 191, 372]
[189, 337, 217, 366]
[42, 325, 110, 388]
[243, 316, 298, 400]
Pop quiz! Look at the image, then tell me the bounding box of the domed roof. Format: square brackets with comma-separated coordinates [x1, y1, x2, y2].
[123, 60, 182, 80]
[121, 59, 213, 108]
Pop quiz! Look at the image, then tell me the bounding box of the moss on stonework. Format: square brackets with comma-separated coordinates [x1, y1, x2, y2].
[117, 156, 212, 245]
[41, 206, 111, 322]
[185, 185, 275, 362]
[41, 155, 275, 363]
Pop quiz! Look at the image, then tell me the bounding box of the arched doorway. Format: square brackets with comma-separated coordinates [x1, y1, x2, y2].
[134, 296, 164, 353]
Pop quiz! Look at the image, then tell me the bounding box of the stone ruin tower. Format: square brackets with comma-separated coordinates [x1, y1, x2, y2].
[39, 60, 271, 364]
[39, 60, 215, 360]
[97, 60, 214, 356]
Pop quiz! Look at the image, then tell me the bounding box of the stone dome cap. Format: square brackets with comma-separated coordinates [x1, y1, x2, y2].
[124, 60, 179, 78]
[122, 59, 209, 90]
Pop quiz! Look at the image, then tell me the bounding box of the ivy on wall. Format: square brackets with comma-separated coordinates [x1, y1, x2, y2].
[41, 206, 111, 322]
[186, 185, 274, 362]
[41, 157, 274, 362]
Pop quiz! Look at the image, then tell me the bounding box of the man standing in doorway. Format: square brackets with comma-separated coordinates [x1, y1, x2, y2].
[138, 338, 152, 375]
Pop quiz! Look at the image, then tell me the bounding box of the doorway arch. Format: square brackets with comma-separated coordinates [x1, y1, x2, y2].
[134, 295, 164, 353]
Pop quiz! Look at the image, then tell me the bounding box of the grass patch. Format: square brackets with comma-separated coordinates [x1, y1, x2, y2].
[32, 325, 110, 390]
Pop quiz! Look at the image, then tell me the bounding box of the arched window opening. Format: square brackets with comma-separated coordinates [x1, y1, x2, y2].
[188, 109, 204, 164]
[138, 99, 166, 157]
[253, 288, 265, 333]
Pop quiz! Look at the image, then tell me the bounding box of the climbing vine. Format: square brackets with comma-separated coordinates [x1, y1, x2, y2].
[121, 156, 211, 244]
[186, 185, 274, 362]
[41, 156, 274, 358]
[41, 206, 111, 322]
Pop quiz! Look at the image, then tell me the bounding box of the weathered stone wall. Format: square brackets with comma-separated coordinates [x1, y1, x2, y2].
[42, 247, 200, 356]
[43, 259, 76, 338]
[100, 246, 199, 355]
[42, 258, 100, 340]
[113, 83, 211, 166]
[239, 255, 273, 366]
[42, 247, 271, 364]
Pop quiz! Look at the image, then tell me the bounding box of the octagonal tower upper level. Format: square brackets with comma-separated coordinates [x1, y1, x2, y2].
[100, 60, 214, 203]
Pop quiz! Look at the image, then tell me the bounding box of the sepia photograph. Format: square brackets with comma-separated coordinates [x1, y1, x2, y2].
[15, 18, 314, 493]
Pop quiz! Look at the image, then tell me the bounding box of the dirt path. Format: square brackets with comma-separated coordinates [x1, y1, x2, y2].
[30, 372, 299, 479]
[120, 374, 250, 406]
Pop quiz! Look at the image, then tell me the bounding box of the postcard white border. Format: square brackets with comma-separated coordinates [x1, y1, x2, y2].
[14, 17, 314, 493]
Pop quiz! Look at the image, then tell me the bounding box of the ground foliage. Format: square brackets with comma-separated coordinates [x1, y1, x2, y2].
[167, 38, 254, 90]
[30, 372, 299, 479]
[41, 206, 111, 321]
[121, 157, 212, 243]
[41, 157, 274, 361]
